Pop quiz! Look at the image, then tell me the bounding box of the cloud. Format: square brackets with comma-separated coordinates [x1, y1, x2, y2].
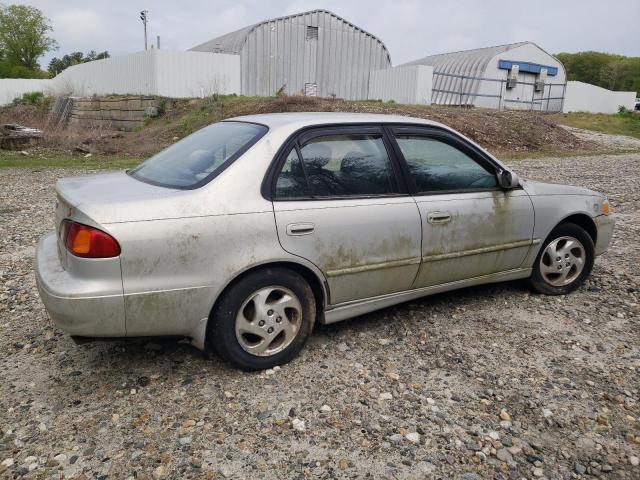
[49, 9, 110, 52]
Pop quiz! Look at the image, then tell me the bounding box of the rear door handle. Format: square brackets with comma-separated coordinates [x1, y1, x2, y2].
[286, 223, 315, 236]
[427, 212, 452, 224]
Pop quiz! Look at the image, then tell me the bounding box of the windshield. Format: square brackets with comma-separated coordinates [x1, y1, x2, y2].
[129, 121, 268, 189]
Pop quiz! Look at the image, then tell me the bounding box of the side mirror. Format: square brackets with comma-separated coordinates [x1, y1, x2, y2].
[498, 169, 520, 189]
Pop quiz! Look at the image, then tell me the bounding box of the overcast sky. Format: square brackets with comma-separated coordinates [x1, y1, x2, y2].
[15, 0, 640, 69]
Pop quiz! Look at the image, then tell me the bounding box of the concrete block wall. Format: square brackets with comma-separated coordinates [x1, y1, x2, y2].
[68, 96, 161, 131]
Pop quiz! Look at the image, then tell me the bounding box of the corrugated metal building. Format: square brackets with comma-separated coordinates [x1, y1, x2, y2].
[190, 9, 391, 100]
[402, 42, 566, 111]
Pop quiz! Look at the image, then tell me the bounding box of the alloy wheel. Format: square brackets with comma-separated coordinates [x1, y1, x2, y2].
[235, 286, 302, 356]
[539, 236, 586, 287]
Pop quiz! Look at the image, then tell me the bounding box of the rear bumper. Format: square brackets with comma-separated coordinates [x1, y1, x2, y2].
[35, 232, 126, 337]
[594, 214, 615, 256]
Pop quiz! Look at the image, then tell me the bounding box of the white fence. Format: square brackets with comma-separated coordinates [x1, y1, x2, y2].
[0, 50, 241, 105]
[153, 50, 239, 98]
[53, 50, 157, 97]
[0, 78, 55, 106]
[368, 65, 433, 105]
[563, 81, 636, 114]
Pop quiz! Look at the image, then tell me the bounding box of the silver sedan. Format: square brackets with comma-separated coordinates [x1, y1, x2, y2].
[35, 113, 615, 370]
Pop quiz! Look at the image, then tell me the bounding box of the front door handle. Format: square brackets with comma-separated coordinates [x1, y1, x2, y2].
[286, 223, 315, 236]
[427, 212, 452, 224]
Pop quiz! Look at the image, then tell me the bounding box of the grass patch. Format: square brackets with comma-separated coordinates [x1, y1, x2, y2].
[0, 151, 141, 170]
[172, 94, 258, 137]
[550, 111, 640, 139]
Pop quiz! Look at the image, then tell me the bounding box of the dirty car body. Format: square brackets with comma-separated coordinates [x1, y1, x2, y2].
[35, 113, 615, 367]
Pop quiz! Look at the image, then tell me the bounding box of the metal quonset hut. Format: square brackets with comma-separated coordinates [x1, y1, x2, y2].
[190, 9, 391, 100]
[402, 42, 566, 112]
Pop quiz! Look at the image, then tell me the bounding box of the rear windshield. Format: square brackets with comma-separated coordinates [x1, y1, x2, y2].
[129, 121, 268, 189]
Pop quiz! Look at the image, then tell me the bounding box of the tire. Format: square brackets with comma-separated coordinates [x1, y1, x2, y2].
[528, 222, 595, 295]
[208, 267, 316, 370]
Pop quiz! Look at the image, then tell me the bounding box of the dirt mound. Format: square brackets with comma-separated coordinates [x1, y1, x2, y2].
[0, 96, 596, 158]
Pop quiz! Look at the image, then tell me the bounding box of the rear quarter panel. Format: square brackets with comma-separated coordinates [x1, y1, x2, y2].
[107, 210, 284, 337]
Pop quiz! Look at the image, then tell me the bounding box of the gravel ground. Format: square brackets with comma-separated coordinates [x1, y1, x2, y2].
[559, 126, 640, 152]
[1, 152, 639, 480]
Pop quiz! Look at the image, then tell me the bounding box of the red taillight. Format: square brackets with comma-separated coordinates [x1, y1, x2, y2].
[62, 220, 121, 258]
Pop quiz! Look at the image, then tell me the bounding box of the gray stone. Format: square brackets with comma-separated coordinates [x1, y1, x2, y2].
[574, 462, 587, 474]
[496, 449, 513, 463]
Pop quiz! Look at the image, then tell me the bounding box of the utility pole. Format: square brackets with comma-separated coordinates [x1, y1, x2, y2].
[140, 10, 148, 50]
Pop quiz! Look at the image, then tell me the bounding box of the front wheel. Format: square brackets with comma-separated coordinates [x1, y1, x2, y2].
[208, 268, 316, 370]
[528, 223, 595, 295]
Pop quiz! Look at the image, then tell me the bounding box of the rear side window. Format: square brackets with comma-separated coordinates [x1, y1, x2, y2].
[275, 134, 399, 199]
[129, 121, 267, 189]
[275, 149, 308, 199]
[395, 136, 497, 192]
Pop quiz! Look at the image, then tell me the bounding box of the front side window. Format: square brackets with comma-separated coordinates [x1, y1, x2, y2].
[129, 121, 267, 188]
[395, 135, 497, 192]
[275, 134, 399, 199]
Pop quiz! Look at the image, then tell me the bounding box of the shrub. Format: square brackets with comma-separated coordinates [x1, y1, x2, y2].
[12, 91, 45, 106]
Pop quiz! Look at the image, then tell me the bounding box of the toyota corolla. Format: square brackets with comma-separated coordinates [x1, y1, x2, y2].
[35, 113, 615, 370]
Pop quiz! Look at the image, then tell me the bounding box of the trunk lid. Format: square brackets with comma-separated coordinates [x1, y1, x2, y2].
[56, 171, 180, 209]
[55, 171, 188, 222]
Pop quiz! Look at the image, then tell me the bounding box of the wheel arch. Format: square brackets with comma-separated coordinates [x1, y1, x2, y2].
[523, 211, 598, 273]
[202, 260, 329, 349]
[528, 213, 597, 295]
[556, 213, 597, 245]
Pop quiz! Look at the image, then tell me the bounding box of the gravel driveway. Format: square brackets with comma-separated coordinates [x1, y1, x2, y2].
[1, 153, 639, 479]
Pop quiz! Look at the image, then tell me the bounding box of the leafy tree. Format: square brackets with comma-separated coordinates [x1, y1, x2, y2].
[0, 4, 58, 74]
[0, 48, 45, 78]
[48, 50, 110, 75]
[556, 51, 640, 95]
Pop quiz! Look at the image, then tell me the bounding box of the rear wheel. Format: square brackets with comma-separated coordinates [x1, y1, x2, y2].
[208, 268, 316, 370]
[529, 223, 594, 295]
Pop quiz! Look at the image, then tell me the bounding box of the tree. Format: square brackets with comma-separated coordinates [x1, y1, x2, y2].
[0, 4, 57, 71]
[48, 50, 110, 76]
[556, 51, 640, 96]
[0, 48, 44, 78]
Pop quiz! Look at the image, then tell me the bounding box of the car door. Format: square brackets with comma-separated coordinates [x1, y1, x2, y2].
[270, 125, 422, 305]
[388, 126, 535, 288]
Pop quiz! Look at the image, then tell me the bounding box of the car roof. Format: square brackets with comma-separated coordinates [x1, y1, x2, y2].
[226, 112, 448, 130]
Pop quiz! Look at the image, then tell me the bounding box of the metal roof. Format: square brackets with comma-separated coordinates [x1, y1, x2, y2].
[401, 42, 531, 76]
[190, 9, 390, 62]
[190, 24, 254, 55]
